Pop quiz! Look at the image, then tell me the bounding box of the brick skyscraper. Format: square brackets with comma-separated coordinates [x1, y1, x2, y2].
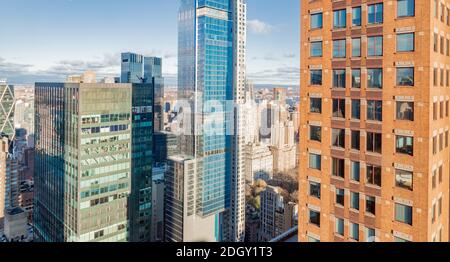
[300, 0, 449, 242]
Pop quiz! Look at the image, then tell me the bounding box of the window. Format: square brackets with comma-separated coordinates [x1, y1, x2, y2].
[309, 153, 321, 170]
[439, 165, 443, 183]
[446, 131, 449, 147]
[94, 230, 104, 239]
[433, 68, 438, 86]
[351, 130, 361, 150]
[332, 129, 345, 148]
[433, 136, 437, 154]
[368, 36, 383, 56]
[310, 69, 322, 85]
[368, 3, 383, 24]
[447, 40, 450, 56]
[310, 13, 323, 29]
[397, 0, 415, 17]
[333, 9, 347, 29]
[396, 169, 413, 191]
[432, 169, 437, 188]
[351, 161, 360, 182]
[367, 69, 383, 88]
[352, 7, 362, 26]
[350, 223, 360, 241]
[310, 125, 322, 142]
[434, 33, 438, 52]
[367, 100, 382, 121]
[441, 101, 445, 118]
[351, 100, 360, 119]
[366, 228, 376, 242]
[396, 101, 414, 121]
[310, 98, 322, 113]
[310, 41, 323, 57]
[366, 196, 376, 215]
[333, 39, 346, 58]
[433, 102, 438, 120]
[396, 135, 413, 156]
[446, 101, 449, 117]
[434, 0, 438, 18]
[397, 33, 414, 52]
[336, 218, 344, 236]
[332, 158, 345, 178]
[310, 182, 321, 199]
[352, 38, 361, 57]
[336, 188, 345, 206]
[441, 37, 445, 55]
[309, 210, 321, 226]
[352, 69, 361, 88]
[395, 203, 413, 225]
[333, 69, 346, 88]
[366, 165, 382, 187]
[396, 67, 414, 86]
[432, 203, 436, 223]
[438, 197, 442, 216]
[441, 69, 445, 86]
[447, 8, 450, 26]
[367, 132, 382, 154]
[350, 192, 360, 210]
[332, 99, 346, 118]
[441, 3, 445, 22]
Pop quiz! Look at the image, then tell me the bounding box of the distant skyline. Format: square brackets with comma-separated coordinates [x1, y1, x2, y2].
[0, 0, 300, 86]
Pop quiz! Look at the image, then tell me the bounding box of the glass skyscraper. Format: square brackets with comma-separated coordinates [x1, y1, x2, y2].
[165, 0, 247, 242]
[0, 79, 15, 140]
[121, 53, 164, 131]
[34, 82, 153, 242]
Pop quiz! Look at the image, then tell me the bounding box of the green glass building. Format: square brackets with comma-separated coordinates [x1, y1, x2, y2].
[34, 82, 153, 242]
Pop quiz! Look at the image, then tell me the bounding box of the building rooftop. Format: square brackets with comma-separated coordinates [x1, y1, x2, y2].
[269, 226, 298, 243]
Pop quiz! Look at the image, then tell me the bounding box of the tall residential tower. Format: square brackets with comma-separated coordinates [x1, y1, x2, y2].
[165, 0, 247, 242]
[300, 0, 449, 242]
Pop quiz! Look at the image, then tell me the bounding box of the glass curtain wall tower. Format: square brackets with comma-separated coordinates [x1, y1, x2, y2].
[167, 0, 246, 242]
[34, 82, 153, 242]
[0, 79, 15, 140]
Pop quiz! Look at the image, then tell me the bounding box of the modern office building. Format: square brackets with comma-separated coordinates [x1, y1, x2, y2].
[34, 80, 153, 242]
[171, 0, 247, 242]
[300, 0, 449, 242]
[0, 79, 15, 140]
[121, 53, 164, 132]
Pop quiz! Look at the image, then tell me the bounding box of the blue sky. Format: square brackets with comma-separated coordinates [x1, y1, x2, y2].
[0, 0, 299, 86]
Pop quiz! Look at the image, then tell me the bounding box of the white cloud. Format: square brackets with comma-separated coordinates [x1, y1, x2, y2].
[247, 19, 274, 35]
[247, 66, 300, 85]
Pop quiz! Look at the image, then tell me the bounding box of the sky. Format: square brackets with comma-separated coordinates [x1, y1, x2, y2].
[0, 0, 300, 86]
